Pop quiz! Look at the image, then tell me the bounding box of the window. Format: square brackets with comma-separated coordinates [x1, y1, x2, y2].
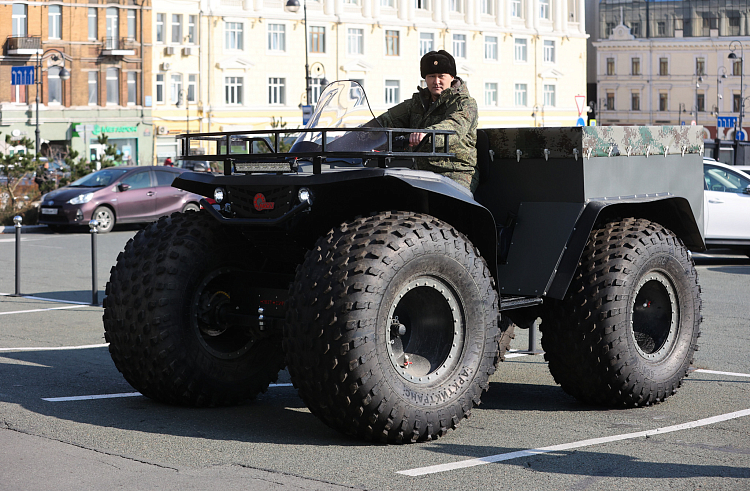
[481, 0, 493, 15]
[385, 30, 400, 56]
[605, 22, 615, 37]
[606, 57, 615, 75]
[127, 10, 136, 39]
[188, 15, 196, 44]
[225, 77, 243, 104]
[120, 171, 151, 190]
[156, 13, 165, 43]
[124, 72, 136, 105]
[539, 0, 549, 19]
[88, 8, 98, 40]
[347, 28, 364, 55]
[450, 0, 462, 12]
[344, 0, 360, 4]
[696, 57, 705, 76]
[311, 77, 326, 104]
[268, 77, 286, 105]
[154, 170, 178, 187]
[607, 91, 615, 110]
[156, 73, 164, 103]
[268, 24, 286, 51]
[382, 0, 395, 7]
[171, 14, 182, 44]
[704, 165, 750, 193]
[12, 4, 27, 37]
[485, 36, 498, 61]
[48, 67, 63, 104]
[485, 83, 498, 106]
[733, 60, 742, 76]
[659, 92, 667, 111]
[49, 5, 62, 40]
[452, 34, 466, 59]
[734, 94, 742, 112]
[511, 0, 521, 18]
[630, 22, 641, 36]
[543, 84, 555, 106]
[170, 73, 182, 104]
[632, 58, 640, 75]
[631, 91, 640, 111]
[106, 67, 119, 105]
[657, 21, 665, 36]
[697, 93, 705, 112]
[11, 85, 28, 104]
[415, 0, 427, 10]
[419, 33, 434, 56]
[514, 83, 527, 106]
[187, 74, 196, 102]
[88, 72, 98, 105]
[225, 22, 243, 50]
[385, 80, 400, 104]
[106, 8, 118, 47]
[310, 26, 325, 53]
[659, 58, 668, 76]
[514, 39, 527, 62]
[543, 40, 555, 63]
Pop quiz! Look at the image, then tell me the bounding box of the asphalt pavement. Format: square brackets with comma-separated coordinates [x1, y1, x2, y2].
[0, 226, 749, 490]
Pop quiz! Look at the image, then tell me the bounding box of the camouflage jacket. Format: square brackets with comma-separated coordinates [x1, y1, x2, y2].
[376, 78, 479, 192]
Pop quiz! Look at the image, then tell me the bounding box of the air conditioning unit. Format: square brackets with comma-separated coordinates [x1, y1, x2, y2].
[160, 62, 171, 71]
[164, 46, 175, 55]
[182, 47, 193, 56]
[157, 126, 169, 135]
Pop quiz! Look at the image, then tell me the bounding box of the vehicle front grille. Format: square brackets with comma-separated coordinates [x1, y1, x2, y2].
[226, 186, 294, 219]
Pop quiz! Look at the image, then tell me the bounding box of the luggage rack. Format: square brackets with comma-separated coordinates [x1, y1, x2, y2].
[176, 127, 456, 175]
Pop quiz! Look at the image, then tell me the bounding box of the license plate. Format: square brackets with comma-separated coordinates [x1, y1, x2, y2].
[41, 208, 58, 215]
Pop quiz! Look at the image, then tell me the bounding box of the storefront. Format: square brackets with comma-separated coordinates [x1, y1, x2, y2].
[71, 122, 153, 166]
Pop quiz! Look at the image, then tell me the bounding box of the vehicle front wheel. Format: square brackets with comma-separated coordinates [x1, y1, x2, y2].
[182, 202, 200, 213]
[93, 206, 115, 233]
[284, 212, 507, 443]
[540, 218, 702, 407]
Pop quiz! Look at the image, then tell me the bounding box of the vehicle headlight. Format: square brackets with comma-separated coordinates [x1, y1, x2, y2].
[214, 187, 225, 203]
[298, 187, 313, 205]
[68, 192, 94, 205]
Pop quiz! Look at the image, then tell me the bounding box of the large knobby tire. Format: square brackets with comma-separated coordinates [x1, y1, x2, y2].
[103, 211, 286, 406]
[284, 211, 508, 443]
[540, 218, 702, 407]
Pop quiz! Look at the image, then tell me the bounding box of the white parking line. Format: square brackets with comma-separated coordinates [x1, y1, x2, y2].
[0, 305, 86, 316]
[398, 408, 750, 476]
[43, 392, 142, 402]
[0, 292, 97, 306]
[695, 369, 750, 378]
[0, 343, 109, 352]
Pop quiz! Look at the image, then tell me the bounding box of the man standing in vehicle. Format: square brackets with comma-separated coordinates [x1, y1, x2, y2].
[375, 50, 479, 192]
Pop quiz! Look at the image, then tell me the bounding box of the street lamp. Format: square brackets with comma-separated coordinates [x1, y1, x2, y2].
[717, 66, 728, 117]
[728, 40, 745, 158]
[285, 0, 311, 108]
[35, 49, 70, 159]
[678, 102, 686, 126]
[175, 89, 189, 135]
[693, 74, 703, 125]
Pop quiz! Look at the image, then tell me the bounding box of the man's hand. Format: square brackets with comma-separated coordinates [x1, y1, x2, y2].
[409, 132, 426, 147]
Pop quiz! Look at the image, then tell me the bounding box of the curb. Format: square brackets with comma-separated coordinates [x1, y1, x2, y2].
[0, 224, 47, 234]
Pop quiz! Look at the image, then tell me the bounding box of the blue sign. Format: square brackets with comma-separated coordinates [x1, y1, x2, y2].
[681, 121, 686, 125]
[717, 116, 738, 128]
[11, 66, 35, 86]
[576, 117, 585, 127]
[302, 105, 313, 125]
[737, 130, 746, 141]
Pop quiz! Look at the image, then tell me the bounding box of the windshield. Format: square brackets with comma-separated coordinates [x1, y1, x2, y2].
[69, 168, 129, 188]
[291, 80, 388, 153]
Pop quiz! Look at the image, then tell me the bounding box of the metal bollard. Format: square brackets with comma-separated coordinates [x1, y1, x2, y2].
[526, 319, 544, 355]
[13, 215, 22, 296]
[89, 219, 99, 306]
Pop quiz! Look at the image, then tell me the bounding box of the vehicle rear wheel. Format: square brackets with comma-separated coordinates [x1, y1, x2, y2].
[182, 202, 200, 213]
[540, 218, 701, 407]
[103, 211, 286, 406]
[284, 211, 506, 443]
[93, 206, 115, 233]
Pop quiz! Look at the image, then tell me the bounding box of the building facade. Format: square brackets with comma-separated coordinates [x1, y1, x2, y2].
[591, 0, 750, 140]
[152, 0, 588, 163]
[0, 0, 153, 165]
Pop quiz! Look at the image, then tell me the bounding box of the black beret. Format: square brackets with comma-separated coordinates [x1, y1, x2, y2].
[420, 50, 457, 78]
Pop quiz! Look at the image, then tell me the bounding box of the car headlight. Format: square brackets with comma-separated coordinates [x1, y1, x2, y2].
[214, 187, 225, 203]
[68, 192, 94, 205]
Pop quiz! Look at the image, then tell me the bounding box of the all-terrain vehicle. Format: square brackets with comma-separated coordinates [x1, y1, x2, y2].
[103, 81, 704, 443]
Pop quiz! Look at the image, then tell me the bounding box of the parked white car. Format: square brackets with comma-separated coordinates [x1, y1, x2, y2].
[703, 159, 750, 255]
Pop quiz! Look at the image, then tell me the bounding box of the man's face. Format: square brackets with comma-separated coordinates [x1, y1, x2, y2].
[425, 73, 455, 100]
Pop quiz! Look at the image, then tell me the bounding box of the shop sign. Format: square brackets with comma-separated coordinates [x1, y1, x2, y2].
[72, 123, 139, 137]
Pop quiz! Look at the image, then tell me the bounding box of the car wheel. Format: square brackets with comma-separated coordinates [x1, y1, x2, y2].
[93, 206, 115, 233]
[182, 202, 200, 213]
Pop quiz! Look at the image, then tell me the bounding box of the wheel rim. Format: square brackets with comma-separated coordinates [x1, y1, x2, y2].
[190, 267, 255, 360]
[630, 270, 679, 362]
[96, 209, 112, 230]
[386, 276, 464, 385]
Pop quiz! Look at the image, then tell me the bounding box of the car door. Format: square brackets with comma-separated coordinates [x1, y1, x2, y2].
[114, 169, 156, 221]
[153, 169, 189, 217]
[703, 164, 750, 239]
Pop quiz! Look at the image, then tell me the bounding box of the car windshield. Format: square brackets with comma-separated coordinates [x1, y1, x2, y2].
[69, 168, 130, 188]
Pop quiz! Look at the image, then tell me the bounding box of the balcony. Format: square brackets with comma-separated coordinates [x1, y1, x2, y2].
[101, 37, 136, 56]
[6, 36, 42, 55]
